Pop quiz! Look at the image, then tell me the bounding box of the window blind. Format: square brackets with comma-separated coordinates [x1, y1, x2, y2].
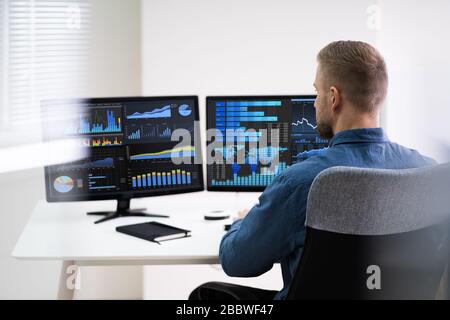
[1, 0, 90, 144]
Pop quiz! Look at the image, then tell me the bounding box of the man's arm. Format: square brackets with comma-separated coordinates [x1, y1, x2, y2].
[219, 175, 308, 277]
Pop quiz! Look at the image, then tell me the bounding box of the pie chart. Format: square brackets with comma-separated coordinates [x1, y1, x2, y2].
[178, 104, 192, 117]
[54, 176, 74, 193]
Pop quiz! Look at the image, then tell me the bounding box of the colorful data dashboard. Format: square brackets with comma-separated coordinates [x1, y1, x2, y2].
[206, 96, 329, 191]
[43, 97, 203, 201]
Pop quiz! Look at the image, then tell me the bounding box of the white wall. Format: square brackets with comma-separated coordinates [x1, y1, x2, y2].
[378, 0, 450, 162]
[142, 0, 377, 96]
[0, 0, 142, 299]
[141, 0, 377, 299]
[88, 0, 142, 97]
[0, 169, 61, 299]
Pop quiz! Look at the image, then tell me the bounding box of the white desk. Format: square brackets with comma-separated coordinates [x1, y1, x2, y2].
[12, 191, 260, 298]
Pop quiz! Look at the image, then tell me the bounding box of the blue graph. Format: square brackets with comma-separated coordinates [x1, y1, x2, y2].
[132, 170, 192, 189]
[78, 110, 121, 134]
[292, 135, 328, 144]
[58, 157, 115, 172]
[178, 104, 192, 117]
[160, 127, 172, 137]
[74, 157, 114, 169]
[85, 157, 114, 169]
[211, 162, 288, 187]
[215, 130, 263, 143]
[131, 150, 195, 161]
[127, 105, 172, 119]
[293, 148, 328, 162]
[215, 101, 282, 107]
[128, 129, 141, 140]
[216, 145, 288, 165]
[215, 106, 278, 130]
[210, 99, 291, 188]
[126, 125, 173, 141]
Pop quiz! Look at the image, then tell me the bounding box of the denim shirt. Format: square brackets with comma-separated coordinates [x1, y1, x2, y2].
[219, 128, 436, 300]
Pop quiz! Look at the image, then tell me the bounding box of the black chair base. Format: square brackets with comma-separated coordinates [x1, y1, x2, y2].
[189, 282, 278, 300]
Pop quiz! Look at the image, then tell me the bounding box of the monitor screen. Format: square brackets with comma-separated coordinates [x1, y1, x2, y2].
[43, 96, 204, 202]
[206, 96, 329, 191]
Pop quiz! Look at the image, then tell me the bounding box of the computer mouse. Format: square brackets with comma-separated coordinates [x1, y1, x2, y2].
[204, 211, 230, 221]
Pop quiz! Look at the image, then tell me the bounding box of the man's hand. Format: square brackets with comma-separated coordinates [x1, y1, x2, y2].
[234, 209, 250, 222]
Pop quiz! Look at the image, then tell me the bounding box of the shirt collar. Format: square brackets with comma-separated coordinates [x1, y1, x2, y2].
[329, 128, 389, 147]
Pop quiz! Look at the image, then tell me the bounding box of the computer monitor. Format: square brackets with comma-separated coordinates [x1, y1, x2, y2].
[206, 95, 329, 192]
[43, 96, 204, 223]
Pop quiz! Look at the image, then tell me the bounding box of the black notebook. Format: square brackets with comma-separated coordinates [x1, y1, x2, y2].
[116, 221, 191, 244]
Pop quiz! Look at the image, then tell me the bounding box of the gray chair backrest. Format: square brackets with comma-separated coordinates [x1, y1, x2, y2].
[287, 163, 450, 299]
[306, 163, 450, 236]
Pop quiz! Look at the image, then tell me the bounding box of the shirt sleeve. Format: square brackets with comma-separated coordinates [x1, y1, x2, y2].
[219, 174, 308, 277]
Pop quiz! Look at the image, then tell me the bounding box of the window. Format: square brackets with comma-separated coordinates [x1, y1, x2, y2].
[0, 0, 90, 146]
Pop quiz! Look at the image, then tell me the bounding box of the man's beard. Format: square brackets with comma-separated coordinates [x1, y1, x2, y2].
[317, 122, 334, 140]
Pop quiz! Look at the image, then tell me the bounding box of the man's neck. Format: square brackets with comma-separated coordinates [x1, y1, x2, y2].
[333, 110, 380, 135]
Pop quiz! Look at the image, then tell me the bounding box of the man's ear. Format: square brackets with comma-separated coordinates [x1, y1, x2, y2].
[329, 86, 341, 113]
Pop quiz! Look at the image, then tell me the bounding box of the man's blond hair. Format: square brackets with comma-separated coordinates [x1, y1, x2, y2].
[317, 41, 388, 113]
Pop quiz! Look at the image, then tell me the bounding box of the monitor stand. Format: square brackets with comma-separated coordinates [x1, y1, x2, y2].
[87, 199, 169, 224]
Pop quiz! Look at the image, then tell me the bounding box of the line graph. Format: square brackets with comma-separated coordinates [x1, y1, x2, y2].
[291, 101, 318, 134]
[127, 104, 172, 120]
[130, 146, 195, 161]
[292, 118, 317, 130]
[290, 98, 329, 164]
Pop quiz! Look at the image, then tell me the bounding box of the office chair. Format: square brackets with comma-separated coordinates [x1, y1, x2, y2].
[287, 164, 450, 300]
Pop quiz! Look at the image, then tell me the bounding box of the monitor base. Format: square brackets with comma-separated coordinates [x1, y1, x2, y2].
[87, 199, 169, 224]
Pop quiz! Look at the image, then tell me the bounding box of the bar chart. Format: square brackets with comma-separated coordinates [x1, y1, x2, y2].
[211, 162, 288, 187]
[78, 109, 122, 134]
[131, 169, 192, 189]
[82, 135, 122, 147]
[126, 124, 173, 141]
[215, 100, 281, 136]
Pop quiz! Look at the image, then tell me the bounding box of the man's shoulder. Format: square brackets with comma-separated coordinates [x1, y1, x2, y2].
[388, 141, 437, 166]
[277, 149, 335, 187]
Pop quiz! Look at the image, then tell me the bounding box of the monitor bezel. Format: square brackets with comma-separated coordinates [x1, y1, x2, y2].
[44, 95, 204, 202]
[206, 94, 317, 192]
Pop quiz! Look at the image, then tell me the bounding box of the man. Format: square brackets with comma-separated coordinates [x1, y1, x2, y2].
[191, 41, 435, 300]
